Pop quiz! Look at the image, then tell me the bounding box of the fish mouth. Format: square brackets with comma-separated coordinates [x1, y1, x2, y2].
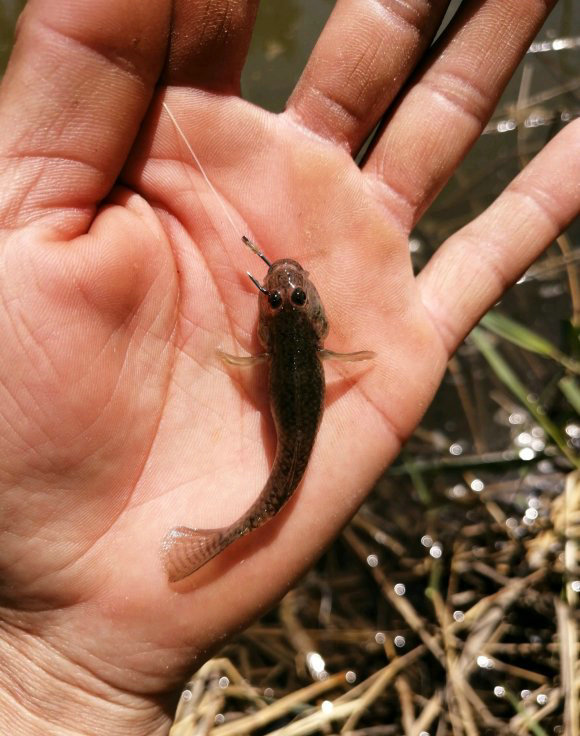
[265, 259, 308, 290]
[268, 258, 305, 273]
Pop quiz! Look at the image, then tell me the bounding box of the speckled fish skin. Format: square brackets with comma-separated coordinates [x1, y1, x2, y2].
[253, 258, 328, 521]
[163, 259, 329, 582]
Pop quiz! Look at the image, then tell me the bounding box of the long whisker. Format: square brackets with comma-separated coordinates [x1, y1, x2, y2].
[162, 101, 240, 237]
[242, 236, 272, 267]
[247, 272, 269, 295]
[163, 102, 273, 285]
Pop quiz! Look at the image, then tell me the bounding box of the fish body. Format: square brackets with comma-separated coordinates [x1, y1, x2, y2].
[254, 258, 328, 519]
[159, 107, 372, 583]
[163, 257, 371, 582]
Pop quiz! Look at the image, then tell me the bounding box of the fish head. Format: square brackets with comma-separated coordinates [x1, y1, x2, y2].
[257, 258, 329, 345]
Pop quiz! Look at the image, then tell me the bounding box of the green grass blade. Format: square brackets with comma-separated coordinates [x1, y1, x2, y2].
[558, 375, 580, 414]
[400, 453, 432, 505]
[480, 311, 580, 374]
[503, 689, 549, 736]
[469, 327, 579, 468]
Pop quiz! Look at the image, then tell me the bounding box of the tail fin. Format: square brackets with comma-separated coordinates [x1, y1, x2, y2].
[162, 525, 229, 582]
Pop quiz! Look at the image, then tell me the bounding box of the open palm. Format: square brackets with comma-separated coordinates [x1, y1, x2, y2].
[0, 0, 578, 733]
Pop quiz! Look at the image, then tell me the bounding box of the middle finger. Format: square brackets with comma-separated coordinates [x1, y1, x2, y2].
[163, 0, 259, 93]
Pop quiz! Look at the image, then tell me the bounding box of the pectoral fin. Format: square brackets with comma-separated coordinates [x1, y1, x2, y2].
[217, 349, 268, 367]
[319, 349, 376, 362]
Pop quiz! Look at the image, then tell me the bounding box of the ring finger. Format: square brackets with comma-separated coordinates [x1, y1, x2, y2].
[363, 0, 558, 230]
[285, 0, 452, 152]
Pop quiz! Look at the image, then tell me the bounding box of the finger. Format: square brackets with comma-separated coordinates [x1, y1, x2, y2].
[0, 0, 171, 234]
[285, 0, 451, 152]
[417, 120, 580, 356]
[363, 0, 557, 230]
[164, 0, 259, 92]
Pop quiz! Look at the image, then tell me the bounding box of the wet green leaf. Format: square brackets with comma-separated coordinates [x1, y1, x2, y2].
[469, 327, 579, 468]
[480, 311, 580, 374]
[558, 375, 580, 415]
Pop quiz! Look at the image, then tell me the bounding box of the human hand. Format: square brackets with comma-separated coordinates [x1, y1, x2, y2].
[0, 0, 578, 733]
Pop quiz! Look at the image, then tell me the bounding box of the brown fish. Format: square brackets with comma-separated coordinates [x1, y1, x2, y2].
[162, 239, 374, 582]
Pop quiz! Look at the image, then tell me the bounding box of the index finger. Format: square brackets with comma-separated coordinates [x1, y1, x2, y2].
[0, 0, 170, 235]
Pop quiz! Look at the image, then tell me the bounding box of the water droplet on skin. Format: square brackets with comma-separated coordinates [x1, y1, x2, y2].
[345, 671, 356, 684]
[218, 676, 230, 689]
[453, 611, 464, 622]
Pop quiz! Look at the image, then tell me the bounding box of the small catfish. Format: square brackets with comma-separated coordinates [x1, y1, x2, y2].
[162, 237, 374, 582]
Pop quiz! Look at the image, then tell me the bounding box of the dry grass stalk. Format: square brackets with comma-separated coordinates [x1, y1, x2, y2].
[208, 671, 347, 736]
[343, 527, 445, 663]
[339, 648, 429, 733]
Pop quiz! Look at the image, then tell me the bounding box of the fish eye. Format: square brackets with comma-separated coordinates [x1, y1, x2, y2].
[268, 291, 282, 308]
[291, 288, 307, 306]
